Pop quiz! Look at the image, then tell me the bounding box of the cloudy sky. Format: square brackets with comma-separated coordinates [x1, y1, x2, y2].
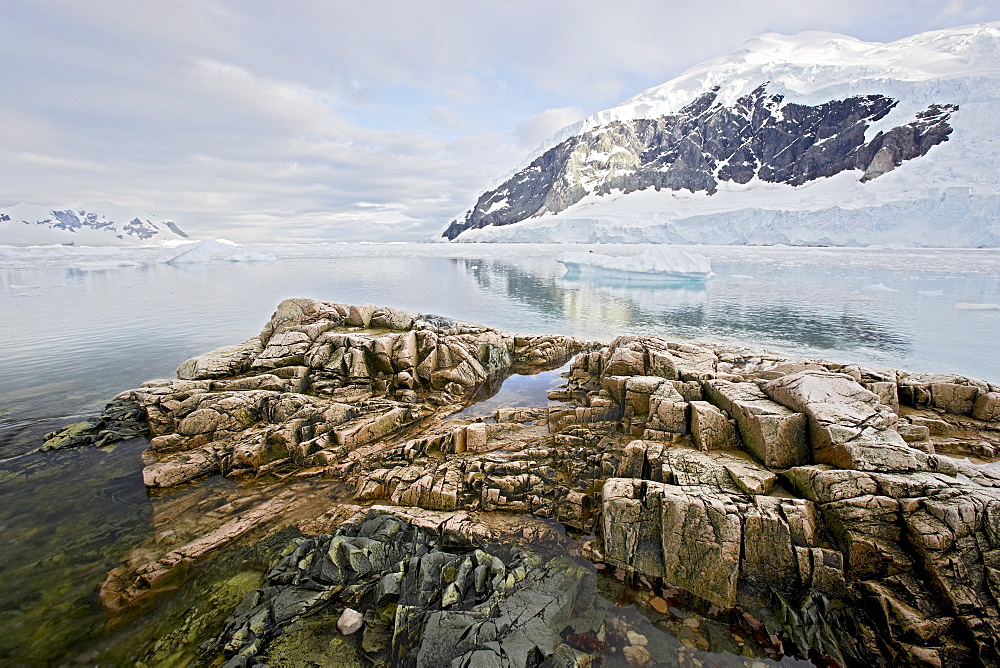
[1, 1, 996, 242]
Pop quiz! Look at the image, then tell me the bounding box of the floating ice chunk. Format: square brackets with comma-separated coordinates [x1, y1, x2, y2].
[918, 289, 945, 296]
[865, 283, 899, 292]
[557, 247, 712, 282]
[224, 251, 277, 263]
[161, 239, 275, 264]
[70, 260, 142, 270]
[955, 302, 1000, 310]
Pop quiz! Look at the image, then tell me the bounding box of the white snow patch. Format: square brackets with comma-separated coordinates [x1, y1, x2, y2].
[574, 24, 1000, 134]
[483, 198, 509, 215]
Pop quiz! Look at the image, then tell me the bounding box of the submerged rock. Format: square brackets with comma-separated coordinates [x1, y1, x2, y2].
[71, 299, 1000, 665]
[39, 394, 147, 452]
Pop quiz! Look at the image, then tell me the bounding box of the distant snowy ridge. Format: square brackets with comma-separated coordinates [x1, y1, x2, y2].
[444, 23, 1000, 247]
[0, 202, 188, 246]
[0, 238, 275, 271]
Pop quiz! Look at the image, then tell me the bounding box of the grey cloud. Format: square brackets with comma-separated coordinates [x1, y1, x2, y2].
[0, 1, 997, 242]
[427, 106, 468, 132]
[514, 106, 586, 149]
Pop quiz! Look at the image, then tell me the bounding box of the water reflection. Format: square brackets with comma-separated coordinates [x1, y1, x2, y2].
[2, 251, 995, 444]
[452, 257, 911, 359]
[450, 364, 570, 420]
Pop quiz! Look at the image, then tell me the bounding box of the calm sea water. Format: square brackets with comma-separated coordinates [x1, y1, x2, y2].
[0, 242, 998, 662]
[2, 243, 998, 431]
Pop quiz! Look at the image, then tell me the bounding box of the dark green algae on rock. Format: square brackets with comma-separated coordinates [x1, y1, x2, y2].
[38, 394, 148, 453]
[204, 509, 788, 668]
[13, 297, 1000, 666]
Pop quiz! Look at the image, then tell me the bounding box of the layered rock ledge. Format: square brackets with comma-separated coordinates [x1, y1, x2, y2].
[52, 298, 1000, 666]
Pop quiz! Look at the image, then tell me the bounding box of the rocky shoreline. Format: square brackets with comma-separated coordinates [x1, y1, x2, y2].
[46, 297, 1000, 666]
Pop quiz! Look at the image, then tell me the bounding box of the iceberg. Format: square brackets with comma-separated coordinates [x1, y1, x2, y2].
[557, 247, 712, 283]
[864, 283, 899, 292]
[161, 239, 276, 264]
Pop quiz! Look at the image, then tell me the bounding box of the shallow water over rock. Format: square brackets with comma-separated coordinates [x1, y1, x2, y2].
[0, 436, 153, 663]
[449, 363, 571, 421]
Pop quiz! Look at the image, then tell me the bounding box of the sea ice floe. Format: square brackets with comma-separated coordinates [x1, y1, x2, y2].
[160, 239, 276, 264]
[70, 260, 142, 270]
[955, 302, 1000, 310]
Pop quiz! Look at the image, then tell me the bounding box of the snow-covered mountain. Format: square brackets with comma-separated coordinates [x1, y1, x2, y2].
[444, 23, 1000, 246]
[0, 202, 188, 246]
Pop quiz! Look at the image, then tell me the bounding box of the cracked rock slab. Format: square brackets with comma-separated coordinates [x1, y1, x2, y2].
[704, 379, 808, 468]
[765, 371, 919, 472]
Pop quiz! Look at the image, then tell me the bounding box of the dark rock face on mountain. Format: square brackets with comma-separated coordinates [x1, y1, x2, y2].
[443, 85, 957, 240]
[56, 209, 186, 240]
[53, 299, 1000, 665]
[164, 220, 189, 238]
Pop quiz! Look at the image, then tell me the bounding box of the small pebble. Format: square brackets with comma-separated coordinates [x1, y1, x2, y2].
[648, 596, 668, 614]
[337, 607, 364, 635]
[626, 629, 648, 646]
[623, 644, 651, 666]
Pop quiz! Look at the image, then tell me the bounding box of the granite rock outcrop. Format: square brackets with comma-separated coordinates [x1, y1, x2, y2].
[50, 299, 1000, 666]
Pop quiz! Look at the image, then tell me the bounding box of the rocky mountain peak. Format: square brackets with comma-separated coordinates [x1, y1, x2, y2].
[444, 23, 1000, 246]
